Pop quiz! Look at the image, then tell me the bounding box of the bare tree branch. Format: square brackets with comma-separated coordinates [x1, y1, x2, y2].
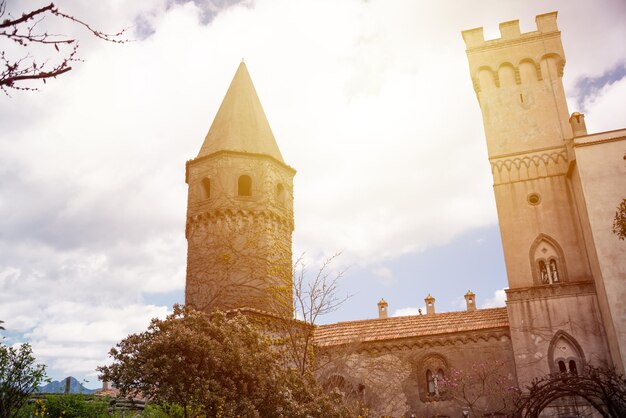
[0, 1, 127, 94]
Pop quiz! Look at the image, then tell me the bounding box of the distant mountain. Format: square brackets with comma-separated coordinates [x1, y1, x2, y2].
[38, 376, 96, 394]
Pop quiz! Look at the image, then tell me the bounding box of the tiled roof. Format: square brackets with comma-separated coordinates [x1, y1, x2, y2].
[314, 307, 509, 347]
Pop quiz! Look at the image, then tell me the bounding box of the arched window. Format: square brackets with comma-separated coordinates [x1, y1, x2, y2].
[419, 354, 448, 402]
[202, 177, 211, 199]
[548, 331, 585, 375]
[276, 183, 285, 205]
[531, 235, 566, 285]
[238, 175, 252, 197]
[427, 370, 435, 395]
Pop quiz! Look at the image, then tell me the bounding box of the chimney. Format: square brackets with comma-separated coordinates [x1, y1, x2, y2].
[424, 294, 435, 315]
[465, 290, 476, 311]
[569, 112, 587, 137]
[378, 298, 389, 319]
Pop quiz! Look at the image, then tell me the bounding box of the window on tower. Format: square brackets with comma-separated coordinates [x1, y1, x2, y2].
[276, 183, 285, 205]
[549, 259, 560, 283]
[238, 175, 252, 197]
[549, 332, 584, 376]
[539, 260, 549, 284]
[537, 259, 560, 284]
[202, 177, 211, 199]
[532, 236, 565, 285]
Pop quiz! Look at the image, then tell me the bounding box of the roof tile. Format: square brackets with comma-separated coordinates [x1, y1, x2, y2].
[314, 307, 509, 347]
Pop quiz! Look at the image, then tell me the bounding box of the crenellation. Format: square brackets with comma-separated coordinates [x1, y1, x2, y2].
[461, 26, 484, 48]
[535, 11, 559, 33]
[499, 19, 521, 39]
[463, 12, 559, 51]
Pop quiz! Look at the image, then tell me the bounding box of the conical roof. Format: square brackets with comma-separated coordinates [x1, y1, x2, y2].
[198, 62, 284, 162]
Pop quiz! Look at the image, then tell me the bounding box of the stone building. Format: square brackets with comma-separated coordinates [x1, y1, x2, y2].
[184, 11, 625, 418]
[185, 62, 295, 317]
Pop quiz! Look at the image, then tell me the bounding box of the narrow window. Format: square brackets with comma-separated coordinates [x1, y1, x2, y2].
[276, 183, 285, 205]
[202, 178, 211, 199]
[549, 259, 559, 283]
[558, 361, 567, 373]
[539, 261, 549, 284]
[436, 369, 444, 395]
[569, 360, 578, 375]
[238, 175, 252, 197]
[427, 370, 435, 394]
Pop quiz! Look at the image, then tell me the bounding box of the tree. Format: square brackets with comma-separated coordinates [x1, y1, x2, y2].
[98, 305, 350, 418]
[438, 359, 519, 417]
[612, 198, 626, 240]
[0, 1, 126, 94]
[274, 253, 351, 376]
[514, 365, 626, 418]
[0, 342, 48, 418]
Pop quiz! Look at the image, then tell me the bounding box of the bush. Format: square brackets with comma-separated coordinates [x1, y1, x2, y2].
[22, 394, 110, 418]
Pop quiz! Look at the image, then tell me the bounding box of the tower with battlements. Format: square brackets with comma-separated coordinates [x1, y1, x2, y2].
[462, 12, 624, 386]
[184, 62, 295, 317]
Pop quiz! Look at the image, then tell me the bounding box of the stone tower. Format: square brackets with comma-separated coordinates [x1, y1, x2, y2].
[462, 12, 612, 385]
[185, 62, 295, 316]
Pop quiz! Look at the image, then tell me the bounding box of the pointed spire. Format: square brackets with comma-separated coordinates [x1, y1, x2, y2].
[198, 62, 284, 162]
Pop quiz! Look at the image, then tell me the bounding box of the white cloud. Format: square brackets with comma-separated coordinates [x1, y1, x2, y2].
[481, 289, 508, 309]
[583, 76, 626, 134]
[372, 267, 394, 286]
[17, 303, 171, 381]
[393, 306, 425, 317]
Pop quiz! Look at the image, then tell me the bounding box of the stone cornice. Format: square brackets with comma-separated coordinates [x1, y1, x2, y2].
[505, 281, 596, 302]
[186, 208, 294, 238]
[489, 144, 567, 160]
[573, 132, 626, 148]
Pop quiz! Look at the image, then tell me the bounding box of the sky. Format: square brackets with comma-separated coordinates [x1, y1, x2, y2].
[0, 0, 625, 388]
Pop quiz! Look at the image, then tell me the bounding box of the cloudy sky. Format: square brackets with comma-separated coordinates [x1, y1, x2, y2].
[1, 0, 625, 388]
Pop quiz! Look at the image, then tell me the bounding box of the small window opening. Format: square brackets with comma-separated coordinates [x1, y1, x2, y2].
[427, 370, 435, 394]
[549, 259, 560, 283]
[238, 175, 252, 197]
[276, 183, 285, 205]
[202, 178, 211, 199]
[520, 93, 524, 103]
[427, 369, 444, 396]
[558, 361, 567, 373]
[568, 360, 578, 375]
[539, 261, 549, 284]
